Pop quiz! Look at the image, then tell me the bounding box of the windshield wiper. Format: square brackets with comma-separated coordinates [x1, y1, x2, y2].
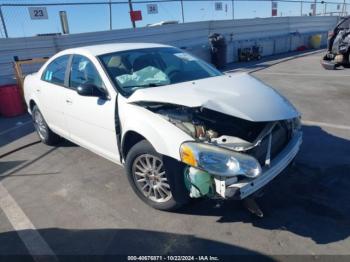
[123, 83, 166, 89]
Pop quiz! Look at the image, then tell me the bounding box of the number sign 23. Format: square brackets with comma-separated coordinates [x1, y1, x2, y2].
[29, 7, 49, 20]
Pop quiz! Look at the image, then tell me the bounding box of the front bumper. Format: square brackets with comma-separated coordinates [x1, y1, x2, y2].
[216, 131, 302, 199]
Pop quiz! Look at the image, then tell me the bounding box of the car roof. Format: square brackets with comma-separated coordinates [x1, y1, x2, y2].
[62, 43, 172, 56]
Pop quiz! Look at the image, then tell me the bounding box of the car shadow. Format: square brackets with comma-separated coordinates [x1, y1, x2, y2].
[177, 125, 350, 245]
[0, 147, 59, 182]
[57, 139, 78, 148]
[0, 228, 276, 261]
[0, 114, 34, 148]
[0, 160, 27, 176]
[0, 114, 78, 149]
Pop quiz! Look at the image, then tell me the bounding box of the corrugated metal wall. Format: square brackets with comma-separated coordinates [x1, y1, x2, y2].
[0, 16, 338, 86]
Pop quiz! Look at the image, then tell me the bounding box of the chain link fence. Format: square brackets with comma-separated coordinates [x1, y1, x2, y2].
[0, 0, 348, 38]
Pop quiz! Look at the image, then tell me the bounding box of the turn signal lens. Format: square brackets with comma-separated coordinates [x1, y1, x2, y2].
[180, 144, 197, 167]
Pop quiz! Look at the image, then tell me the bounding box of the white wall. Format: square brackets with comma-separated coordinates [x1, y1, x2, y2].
[0, 16, 338, 85]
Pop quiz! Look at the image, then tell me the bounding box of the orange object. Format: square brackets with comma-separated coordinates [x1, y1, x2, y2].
[180, 144, 197, 167]
[0, 85, 25, 117]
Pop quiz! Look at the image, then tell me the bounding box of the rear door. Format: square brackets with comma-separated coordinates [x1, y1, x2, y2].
[64, 54, 120, 163]
[40, 55, 71, 137]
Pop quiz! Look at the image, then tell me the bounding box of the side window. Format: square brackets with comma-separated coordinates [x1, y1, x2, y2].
[42, 55, 69, 85]
[70, 55, 103, 89]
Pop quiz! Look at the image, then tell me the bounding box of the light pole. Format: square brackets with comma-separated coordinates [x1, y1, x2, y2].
[59, 11, 70, 34]
[0, 5, 8, 38]
[128, 0, 136, 28]
[180, 0, 185, 23]
[300, 1, 303, 16]
[109, 0, 112, 30]
[312, 0, 316, 15]
[342, 0, 346, 16]
[232, 0, 234, 20]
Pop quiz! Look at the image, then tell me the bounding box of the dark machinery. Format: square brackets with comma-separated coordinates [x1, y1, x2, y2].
[238, 45, 263, 62]
[209, 33, 227, 69]
[322, 16, 350, 70]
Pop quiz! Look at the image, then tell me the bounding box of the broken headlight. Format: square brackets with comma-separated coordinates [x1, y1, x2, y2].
[180, 142, 262, 178]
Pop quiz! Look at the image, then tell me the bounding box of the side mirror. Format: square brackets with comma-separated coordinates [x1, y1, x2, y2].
[77, 83, 107, 99]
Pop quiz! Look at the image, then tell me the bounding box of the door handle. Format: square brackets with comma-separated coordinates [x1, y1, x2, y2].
[35, 88, 40, 93]
[66, 99, 72, 104]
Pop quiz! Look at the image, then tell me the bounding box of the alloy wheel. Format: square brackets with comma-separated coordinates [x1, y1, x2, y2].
[132, 154, 172, 203]
[34, 110, 48, 140]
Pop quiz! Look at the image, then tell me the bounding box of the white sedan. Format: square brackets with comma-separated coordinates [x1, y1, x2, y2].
[24, 43, 302, 210]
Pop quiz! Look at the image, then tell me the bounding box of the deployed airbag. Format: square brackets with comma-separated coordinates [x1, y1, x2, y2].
[116, 66, 170, 89]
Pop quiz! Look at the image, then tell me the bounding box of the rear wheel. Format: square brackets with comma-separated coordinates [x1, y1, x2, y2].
[32, 106, 60, 145]
[125, 140, 188, 211]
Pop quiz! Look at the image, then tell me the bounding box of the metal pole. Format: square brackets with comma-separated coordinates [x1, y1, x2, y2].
[232, 0, 234, 20]
[300, 1, 303, 16]
[109, 0, 112, 30]
[180, 0, 185, 23]
[0, 6, 8, 38]
[313, 0, 316, 15]
[128, 0, 136, 28]
[59, 11, 70, 34]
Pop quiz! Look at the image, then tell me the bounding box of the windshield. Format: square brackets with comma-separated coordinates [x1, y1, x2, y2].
[99, 47, 222, 95]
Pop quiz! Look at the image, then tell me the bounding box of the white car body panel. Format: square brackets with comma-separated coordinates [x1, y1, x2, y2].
[24, 44, 300, 163]
[23, 43, 302, 203]
[39, 80, 70, 138]
[118, 95, 193, 161]
[64, 88, 120, 163]
[25, 47, 122, 163]
[127, 73, 299, 122]
[61, 52, 120, 163]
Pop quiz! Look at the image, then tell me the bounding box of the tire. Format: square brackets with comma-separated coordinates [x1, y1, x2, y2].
[32, 105, 60, 145]
[344, 52, 350, 68]
[125, 140, 189, 211]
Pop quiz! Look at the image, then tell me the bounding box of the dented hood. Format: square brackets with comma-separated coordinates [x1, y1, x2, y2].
[127, 73, 299, 122]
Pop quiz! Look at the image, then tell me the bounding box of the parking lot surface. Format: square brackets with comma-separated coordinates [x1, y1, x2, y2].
[1, 51, 350, 259]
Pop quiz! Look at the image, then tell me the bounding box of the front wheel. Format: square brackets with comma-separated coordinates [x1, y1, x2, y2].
[125, 140, 189, 211]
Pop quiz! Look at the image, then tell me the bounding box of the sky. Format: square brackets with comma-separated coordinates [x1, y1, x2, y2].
[0, 0, 348, 38]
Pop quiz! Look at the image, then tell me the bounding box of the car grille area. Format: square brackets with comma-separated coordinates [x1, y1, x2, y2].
[246, 121, 292, 167]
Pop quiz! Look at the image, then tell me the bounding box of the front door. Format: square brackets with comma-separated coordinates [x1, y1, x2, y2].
[64, 54, 120, 163]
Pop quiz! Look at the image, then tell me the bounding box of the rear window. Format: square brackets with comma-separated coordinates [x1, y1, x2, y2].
[42, 55, 69, 86]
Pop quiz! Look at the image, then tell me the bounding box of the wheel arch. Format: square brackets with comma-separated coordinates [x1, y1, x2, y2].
[121, 130, 146, 161]
[29, 99, 37, 113]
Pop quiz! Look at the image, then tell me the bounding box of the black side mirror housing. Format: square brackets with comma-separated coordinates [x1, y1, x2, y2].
[77, 83, 108, 99]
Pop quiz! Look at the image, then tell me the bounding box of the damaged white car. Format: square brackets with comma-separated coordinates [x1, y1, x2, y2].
[24, 43, 302, 211]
